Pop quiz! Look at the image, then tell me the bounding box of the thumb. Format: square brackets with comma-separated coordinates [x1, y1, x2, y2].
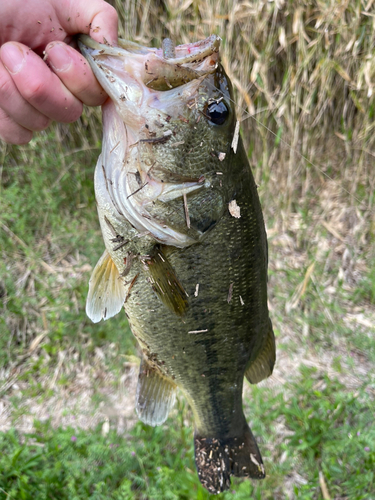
[53, 0, 118, 45]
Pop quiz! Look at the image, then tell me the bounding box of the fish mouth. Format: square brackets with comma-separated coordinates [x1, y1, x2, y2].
[78, 34, 220, 95]
[78, 35, 223, 248]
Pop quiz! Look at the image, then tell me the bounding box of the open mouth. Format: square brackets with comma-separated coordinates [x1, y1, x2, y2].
[78, 34, 226, 249]
[78, 34, 220, 92]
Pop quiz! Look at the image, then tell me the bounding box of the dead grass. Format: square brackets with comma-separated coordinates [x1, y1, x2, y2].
[111, 0, 375, 203]
[0, 359, 139, 435]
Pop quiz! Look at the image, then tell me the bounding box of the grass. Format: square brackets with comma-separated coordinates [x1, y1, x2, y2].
[1, 0, 375, 498]
[1, 371, 374, 499]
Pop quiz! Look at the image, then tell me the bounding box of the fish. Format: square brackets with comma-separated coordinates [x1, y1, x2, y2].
[78, 33, 276, 494]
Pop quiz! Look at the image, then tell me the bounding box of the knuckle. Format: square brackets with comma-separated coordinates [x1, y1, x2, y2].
[70, 78, 91, 97]
[0, 73, 15, 101]
[22, 79, 48, 103]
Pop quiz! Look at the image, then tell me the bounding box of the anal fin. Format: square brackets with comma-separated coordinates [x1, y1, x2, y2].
[136, 357, 177, 426]
[86, 249, 126, 323]
[245, 319, 276, 384]
[143, 247, 188, 316]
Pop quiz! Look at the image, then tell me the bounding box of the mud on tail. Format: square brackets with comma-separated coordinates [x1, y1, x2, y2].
[194, 423, 265, 494]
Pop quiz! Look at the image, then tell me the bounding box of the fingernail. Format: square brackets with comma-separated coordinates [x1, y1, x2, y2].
[46, 43, 72, 72]
[1, 43, 26, 74]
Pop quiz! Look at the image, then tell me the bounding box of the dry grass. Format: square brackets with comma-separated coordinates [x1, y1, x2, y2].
[111, 0, 375, 206]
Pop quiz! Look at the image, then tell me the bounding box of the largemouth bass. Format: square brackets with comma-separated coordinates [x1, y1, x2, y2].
[78, 34, 275, 494]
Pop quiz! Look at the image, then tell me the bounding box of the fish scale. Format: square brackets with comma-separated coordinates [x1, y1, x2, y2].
[79, 33, 275, 494]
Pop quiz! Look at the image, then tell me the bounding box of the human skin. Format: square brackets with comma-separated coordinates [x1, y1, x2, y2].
[0, 0, 118, 144]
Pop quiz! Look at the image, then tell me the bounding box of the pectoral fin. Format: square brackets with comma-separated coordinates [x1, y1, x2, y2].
[143, 247, 188, 316]
[245, 320, 276, 384]
[136, 357, 177, 426]
[86, 249, 126, 323]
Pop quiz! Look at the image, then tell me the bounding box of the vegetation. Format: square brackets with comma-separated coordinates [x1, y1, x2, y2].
[1, 372, 373, 499]
[1, 1, 375, 498]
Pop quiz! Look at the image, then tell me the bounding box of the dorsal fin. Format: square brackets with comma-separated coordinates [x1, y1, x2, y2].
[86, 249, 126, 323]
[245, 319, 276, 384]
[136, 357, 177, 426]
[143, 247, 189, 316]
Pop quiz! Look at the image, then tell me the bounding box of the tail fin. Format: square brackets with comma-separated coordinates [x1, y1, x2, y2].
[194, 422, 265, 494]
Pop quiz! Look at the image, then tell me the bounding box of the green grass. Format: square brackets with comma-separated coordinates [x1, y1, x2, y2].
[0, 420, 196, 500]
[1, 1, 375, 498]
[1, 370, 374, 499]
[283, 368, 375, 498]
[0, 130, 135, 373]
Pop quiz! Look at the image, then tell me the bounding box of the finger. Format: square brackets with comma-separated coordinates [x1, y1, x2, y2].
[0, 107, 33, 145]
[45, 42, 106, 106]
[87, 3, 118, 45]
[54, 0, 118, 45]
[0, 42, 83, 124]
[0, 60, 51, 132]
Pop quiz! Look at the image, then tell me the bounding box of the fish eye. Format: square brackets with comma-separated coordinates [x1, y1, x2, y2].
[205, 100, 228, 125]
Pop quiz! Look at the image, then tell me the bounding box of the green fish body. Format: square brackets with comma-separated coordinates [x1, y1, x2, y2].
[79, 34, 275, 494]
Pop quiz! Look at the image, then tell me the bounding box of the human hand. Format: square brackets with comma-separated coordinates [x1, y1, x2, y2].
[0, 0, 118, 145]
